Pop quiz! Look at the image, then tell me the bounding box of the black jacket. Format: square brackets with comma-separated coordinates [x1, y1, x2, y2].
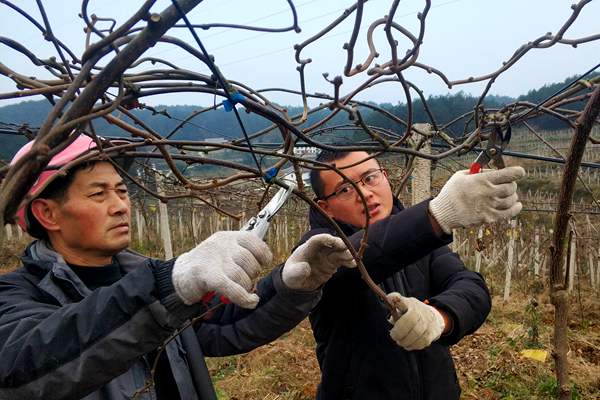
[301, 199, 491, 400]
[0, 240, 321, 399]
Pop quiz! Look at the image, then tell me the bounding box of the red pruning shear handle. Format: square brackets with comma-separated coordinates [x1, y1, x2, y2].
[470, 124, 511, 174]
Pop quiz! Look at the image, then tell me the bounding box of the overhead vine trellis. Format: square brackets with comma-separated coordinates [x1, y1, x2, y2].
[1, 1, 600, 397]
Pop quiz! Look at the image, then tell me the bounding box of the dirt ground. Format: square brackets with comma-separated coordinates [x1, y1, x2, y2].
[206, 293, 600, 400]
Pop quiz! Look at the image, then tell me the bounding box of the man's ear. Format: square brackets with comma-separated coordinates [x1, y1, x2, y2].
[30, 199, 61, 233]
[316, 199, 335, 218]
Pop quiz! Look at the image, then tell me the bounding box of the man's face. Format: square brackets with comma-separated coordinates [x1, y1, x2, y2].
[317, 152, 394, 228]
[44, 162, 131, 265]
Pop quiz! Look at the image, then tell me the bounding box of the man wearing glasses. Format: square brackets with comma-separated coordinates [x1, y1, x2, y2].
[302, 150, 525, 399]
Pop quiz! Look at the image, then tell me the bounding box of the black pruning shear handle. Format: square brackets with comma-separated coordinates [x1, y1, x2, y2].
[469, 123, 512, 174]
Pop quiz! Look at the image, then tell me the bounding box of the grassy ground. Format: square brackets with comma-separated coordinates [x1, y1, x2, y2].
[206, 293, 600, 400]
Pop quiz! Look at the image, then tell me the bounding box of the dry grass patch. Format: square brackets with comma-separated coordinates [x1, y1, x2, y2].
[207, 319, 320, 400]
[206, 293, 600, 400]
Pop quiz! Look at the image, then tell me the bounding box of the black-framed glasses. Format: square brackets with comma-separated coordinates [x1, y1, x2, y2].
[322, 168, 385, 201]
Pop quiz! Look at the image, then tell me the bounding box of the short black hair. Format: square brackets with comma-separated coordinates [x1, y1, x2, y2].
[26, 161, 97, 239]
[310, 150, 379, 199]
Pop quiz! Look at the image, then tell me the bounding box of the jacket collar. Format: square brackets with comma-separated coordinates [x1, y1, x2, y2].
[21, 240, 148, 304]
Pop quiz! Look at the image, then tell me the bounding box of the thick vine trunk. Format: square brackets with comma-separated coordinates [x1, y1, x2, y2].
[548, 85, 600, 400]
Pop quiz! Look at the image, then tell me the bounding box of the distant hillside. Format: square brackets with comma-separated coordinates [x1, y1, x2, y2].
[1, 73, 597, 161]
[0, 101, 53, 161]
[516, 72, 600, 130]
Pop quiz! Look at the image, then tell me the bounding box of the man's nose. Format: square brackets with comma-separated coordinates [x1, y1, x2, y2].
[356, 183, 375, 199]
[108, 192, 130, 215]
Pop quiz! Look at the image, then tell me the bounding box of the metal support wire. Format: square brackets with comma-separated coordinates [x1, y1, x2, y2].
[170, 0, 264, 179]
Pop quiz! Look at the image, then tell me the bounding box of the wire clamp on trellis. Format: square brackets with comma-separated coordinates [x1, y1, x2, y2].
[263, 166, 280, 184]
[222, 92, 246, 112]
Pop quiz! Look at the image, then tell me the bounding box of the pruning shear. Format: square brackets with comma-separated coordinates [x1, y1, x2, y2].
[240, 169, 299, 239]
[201, 169, 300, 306]
[469, 123, 512, 174]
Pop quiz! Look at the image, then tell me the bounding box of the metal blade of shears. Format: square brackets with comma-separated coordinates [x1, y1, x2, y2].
[469, 124, 511, 174]
[240, 169, 304, 239]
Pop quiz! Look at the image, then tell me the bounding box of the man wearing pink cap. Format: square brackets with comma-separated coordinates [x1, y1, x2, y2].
[0, 134, 356, 399]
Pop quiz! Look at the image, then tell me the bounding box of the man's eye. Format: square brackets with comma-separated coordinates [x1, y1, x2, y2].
[364, 174, 376, 184]
[117, 188, 129, 195]
[338, 185, 353, 195]
[90, 191, 105, 198]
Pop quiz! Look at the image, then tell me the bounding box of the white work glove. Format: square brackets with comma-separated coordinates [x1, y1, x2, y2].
[429, 166, 526, 234]
[172, 231, 273, 309]
[387, 292, 445, 351]
[282, 233, 356, 291]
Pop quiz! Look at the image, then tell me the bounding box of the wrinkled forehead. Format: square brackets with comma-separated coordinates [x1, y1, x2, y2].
[321, 152, 380, 188]
[69, 161, 125, 191]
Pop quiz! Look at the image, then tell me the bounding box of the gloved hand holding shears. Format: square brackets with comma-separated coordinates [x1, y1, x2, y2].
[172, 169, 355, 309]
[429, 124, 526, 234]
[388, 123, 525, 349]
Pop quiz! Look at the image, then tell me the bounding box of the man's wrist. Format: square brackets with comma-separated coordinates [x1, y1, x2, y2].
[426, 203, 444, 238]
[425, 299, 453, 335]
[432, 306, 453, 335]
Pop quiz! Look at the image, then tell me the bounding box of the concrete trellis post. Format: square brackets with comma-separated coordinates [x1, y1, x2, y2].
[586, 216, 595, 288]
[178, 210, 184, 243]
[284, 214, 290, 251]
[239, 211, 246, 230]
[135, 207, 144, 243]
[158, 199, 173, 259]
[191, 208, 199, 241]
[207, 213, 212, 233]
[503, 219, 517, 302]
[541, 226, 548, 278]
[533, 228, 541, 276]
[155, 212, 160, 236]
[475, 227, 483, 273]
[4, 224, 13, 241]
[155, 173, 173, 260]
[411, 123, 432, 207]
[589, 249, 596, 289]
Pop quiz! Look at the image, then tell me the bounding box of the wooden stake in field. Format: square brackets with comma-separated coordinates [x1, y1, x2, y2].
[533, 227, 541, 276]
[504, 219, 517, 302]
[596, 247, 600, 293]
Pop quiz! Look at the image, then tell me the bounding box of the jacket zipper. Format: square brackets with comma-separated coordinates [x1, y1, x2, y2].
[140, 354, 157, 400]
[399, 271, 423, 400]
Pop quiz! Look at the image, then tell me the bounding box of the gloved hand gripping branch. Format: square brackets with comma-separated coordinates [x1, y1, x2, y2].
[387, 293, 446, 351]
[282, 233, 357, 291]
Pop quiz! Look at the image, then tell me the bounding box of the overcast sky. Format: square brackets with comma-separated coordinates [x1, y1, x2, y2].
[1, 0, 599, 108]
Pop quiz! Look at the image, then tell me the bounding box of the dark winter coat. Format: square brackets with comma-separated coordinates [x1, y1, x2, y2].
[301, 199, 492, 400]
[0, 240, 321, 399]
